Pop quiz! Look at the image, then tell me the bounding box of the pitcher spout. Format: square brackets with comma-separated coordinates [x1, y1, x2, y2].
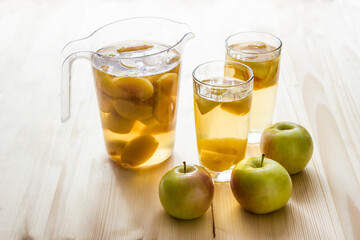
[178, 31, 195, 50]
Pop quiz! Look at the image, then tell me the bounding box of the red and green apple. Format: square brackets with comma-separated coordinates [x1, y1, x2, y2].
[230, 154, 292, 214]
[260, 121, 313, 175]
[159, 162, 214, 220]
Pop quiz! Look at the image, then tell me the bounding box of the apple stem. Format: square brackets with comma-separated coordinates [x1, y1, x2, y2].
[183, 161, 186, 173]
[261, 154, 265, 167]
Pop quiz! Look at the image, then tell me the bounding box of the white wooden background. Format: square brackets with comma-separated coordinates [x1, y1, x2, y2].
[0, 0, 359, 239]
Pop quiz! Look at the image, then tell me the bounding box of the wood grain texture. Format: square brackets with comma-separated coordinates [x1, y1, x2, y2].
[0, 0, 359, 239]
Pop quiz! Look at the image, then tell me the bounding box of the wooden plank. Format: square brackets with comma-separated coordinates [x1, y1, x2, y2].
[0, 0, 359, 239]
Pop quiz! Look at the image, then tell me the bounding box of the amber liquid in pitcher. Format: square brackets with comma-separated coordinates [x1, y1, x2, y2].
[226, 42, 280, 131]
[92, 41, 180, 167]
[194, 77, 251, 173]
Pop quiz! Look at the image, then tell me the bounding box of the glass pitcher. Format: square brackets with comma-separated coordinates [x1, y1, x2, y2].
[61, 17, 194, 168]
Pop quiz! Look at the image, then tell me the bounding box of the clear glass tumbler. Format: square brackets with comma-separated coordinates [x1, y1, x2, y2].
[193, 60, 254, 182]
[225, 32, 282, 143]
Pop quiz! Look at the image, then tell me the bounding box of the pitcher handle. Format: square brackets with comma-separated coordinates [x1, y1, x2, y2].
[61, 51, 92, 122]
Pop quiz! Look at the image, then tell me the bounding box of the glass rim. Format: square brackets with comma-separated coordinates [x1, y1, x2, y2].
[192, 60, 254, 88]
[225, 31, 282, 55]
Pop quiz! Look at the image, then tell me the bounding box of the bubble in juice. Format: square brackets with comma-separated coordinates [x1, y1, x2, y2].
[92, 41, 181, 167]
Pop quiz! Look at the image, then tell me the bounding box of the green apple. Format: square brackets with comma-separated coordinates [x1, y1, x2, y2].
[260, 121, 313, 175]
[230, 155, 292, 214]
[159, 162, 214, 220]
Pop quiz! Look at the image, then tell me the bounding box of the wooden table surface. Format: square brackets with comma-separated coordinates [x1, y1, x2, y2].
[1, 0, 360, 239]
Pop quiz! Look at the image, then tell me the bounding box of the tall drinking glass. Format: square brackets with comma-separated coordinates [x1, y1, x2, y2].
[225, 32, 282, 143]
[193, 60, 254, 182]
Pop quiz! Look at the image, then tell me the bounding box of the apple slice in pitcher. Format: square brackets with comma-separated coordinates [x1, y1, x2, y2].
[94, 68, 123, 98]
[112, 99, 153, 121]
[102, 112, 135, 134]
[105, 139, 128, 156]
[113, 76, 154, 101]
[154, 95, 176, 123]
[155, 73, 178, 96]
[121, 135, 159, 166]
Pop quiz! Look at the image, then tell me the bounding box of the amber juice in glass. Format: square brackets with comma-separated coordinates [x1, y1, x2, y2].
[193, 61, 253, 182]
[226, 32, 282, 143]
[92, 41, 180, 167]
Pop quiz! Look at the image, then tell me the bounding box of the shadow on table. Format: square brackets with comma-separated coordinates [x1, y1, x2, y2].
[224, 198, 302, 239]
[107, 155, 214, 239]
[290, 168, 314, 203]
[77, 154, 174, 239]
[213, 183, 305, 239]
[83, 151, 313, 239]
[239, 203, 299, 238]
[153, 210, 214, 239]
